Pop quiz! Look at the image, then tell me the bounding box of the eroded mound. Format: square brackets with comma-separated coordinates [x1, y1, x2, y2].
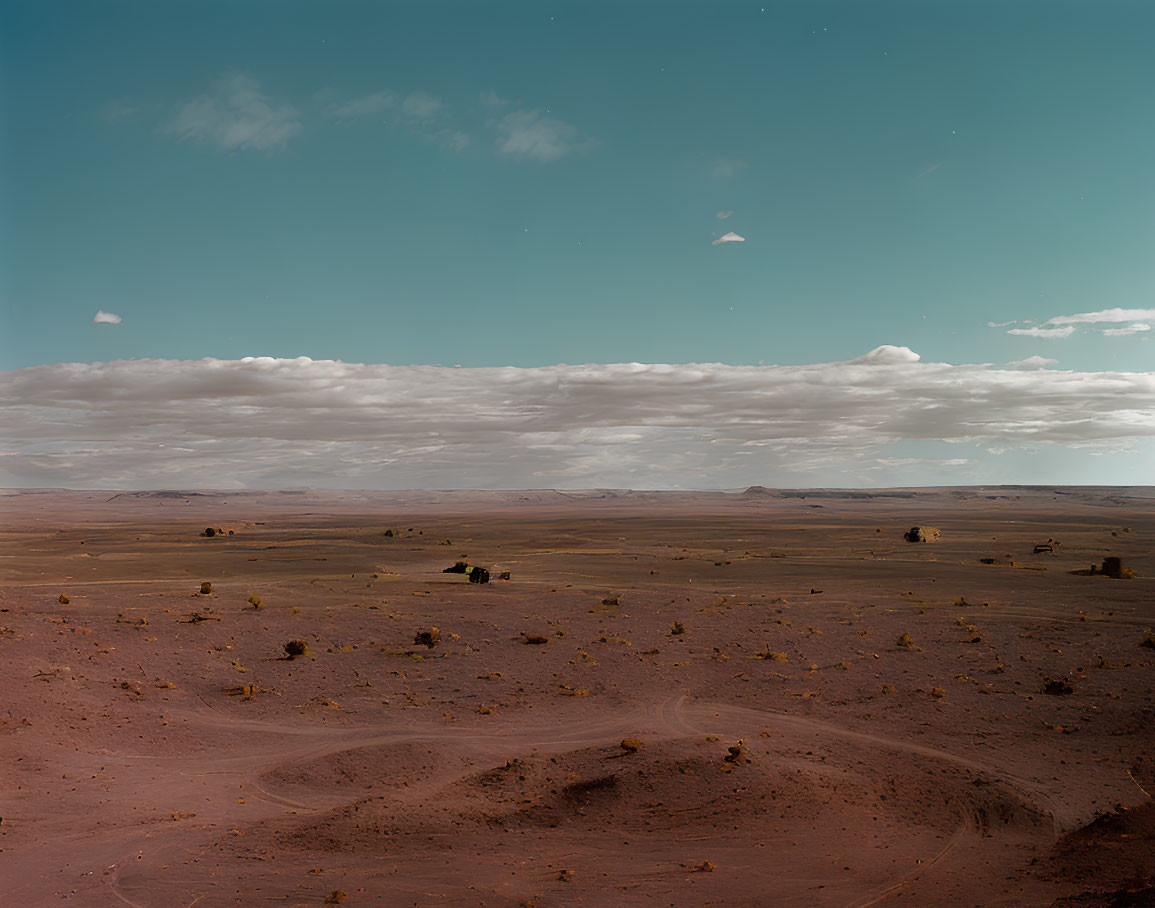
[1044, 801, 1155, 899]
[261, 741, 460, 796]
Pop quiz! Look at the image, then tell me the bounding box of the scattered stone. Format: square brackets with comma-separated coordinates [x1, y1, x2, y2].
[904, 526, 941, 543]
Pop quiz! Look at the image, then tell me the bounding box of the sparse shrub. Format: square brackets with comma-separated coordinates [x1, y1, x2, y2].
[723, 739, 747, 764]
[1043, 677, 1073, 696]
[443, 561, 469, 574]
[620, 738, 643, 753]
[203, 527, 215, 537]
[688, 861, 716, 873]
[199, 581, 213, 595]
[670, 621, 686, 636]
[755, 648, 788, 661]
[58, 594, 70, 604]
[247, 595, 263, 610]
[414, 627, 441, 648]
[283, 639, 310, 659]
[1141, 631, 1155, 650]
[324, 891, 346, 905]
[896, 632, 913, 648]
[467, 566, 490, 584]
[384, 529, 394, 537]
[558, 869, 574, 882]
[929, 687, 945, 699]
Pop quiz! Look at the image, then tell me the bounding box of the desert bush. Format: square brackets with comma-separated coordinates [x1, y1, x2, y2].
[688, 861, 716, 873]
[414, 627, 441, 648]
[443, 561, 469, 574]
[467, 566, 490, 584]
[896, 632, 913, 648]
[1141, 631, 1155, 650]
[58, 594, 70, 604]
[723, 739, 747, 764]
[199, 581, 213, 595]
[247, 595, 263, 610]
[670, 621, 686, 636]
[324, 891, 346, 904]
[754, 648, 788, 662]
[283, 639, 311, 659]
[1043, 677, 1073, 696]
[620, 738, 643, 753]
[202, 527, 215, 537]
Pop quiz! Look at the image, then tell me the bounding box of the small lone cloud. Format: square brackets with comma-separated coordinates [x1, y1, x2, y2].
[1102, 323, 1151, 337]
[711, 159, 748, 179]
[712, 232, 745, 246]
[1007, 326, 1074, 339]
[716, 210, 734, 220]
[93, 310, 122, 325]
[987, 320, 1018, 328]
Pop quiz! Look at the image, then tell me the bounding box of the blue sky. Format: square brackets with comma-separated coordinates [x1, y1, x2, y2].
[3, 0, 1153, 372]
[1, 1, 1153, 489]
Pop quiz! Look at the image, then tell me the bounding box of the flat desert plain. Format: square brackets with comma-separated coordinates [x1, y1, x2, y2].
[1, 487, 1153, 907]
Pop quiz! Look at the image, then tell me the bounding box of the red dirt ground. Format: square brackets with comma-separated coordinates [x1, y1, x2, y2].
[1, 486, 1152, 906]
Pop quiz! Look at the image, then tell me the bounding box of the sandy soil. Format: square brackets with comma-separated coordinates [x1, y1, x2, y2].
[1, 486, 1152, 906]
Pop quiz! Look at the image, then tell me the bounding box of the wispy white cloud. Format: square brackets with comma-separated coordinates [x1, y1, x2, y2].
[102, 100, 141, 124]
[1102, 323, 1151, 337]
[325, 91, 395, 122]
[716, 210, 734, 220]
[1047, 308, 1155, 326]
[711, 231, 745, 246]
[92, 310, 122, 325]
[161, 73, 301, 152]
[401, 91, 445, 123]
[2, 349, 1152, 489]
[494, 109, 594, 163]
[987, 320, 1018, 328]
[1007, 326, 1075, 339]
[711, 159, 748, 179]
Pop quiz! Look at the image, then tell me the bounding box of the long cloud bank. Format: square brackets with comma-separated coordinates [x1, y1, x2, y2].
[2, 347, 1153, 489]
